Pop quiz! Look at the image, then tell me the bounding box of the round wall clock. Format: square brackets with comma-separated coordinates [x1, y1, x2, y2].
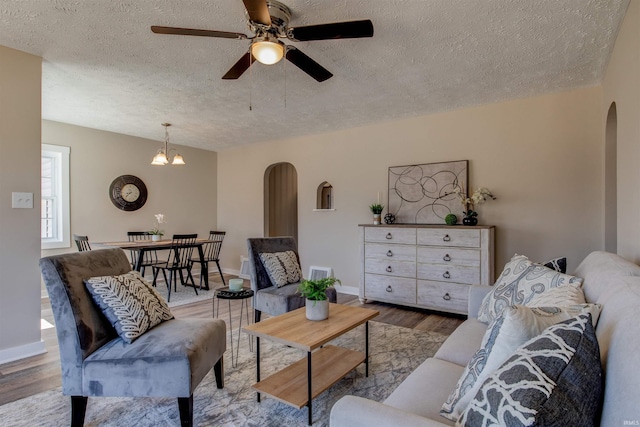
[109, 175, 148, 211]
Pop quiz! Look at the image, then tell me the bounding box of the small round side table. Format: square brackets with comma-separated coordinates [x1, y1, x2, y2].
[214, 287, 254, 367]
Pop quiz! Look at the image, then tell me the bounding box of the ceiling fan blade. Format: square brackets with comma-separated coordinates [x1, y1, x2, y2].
[222, 52, 254, 79]
[242, 0, 272, 26]
[285, 47, 333, 82]
[287, 19, 373, 41]
[151, 26, 247, 40]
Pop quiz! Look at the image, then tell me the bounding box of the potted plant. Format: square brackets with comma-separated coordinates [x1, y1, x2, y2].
[449, 186, 496, 226]
[369, 203, 384, 225]
[149, 213, 166, 241]
[297, 277, 341, 321]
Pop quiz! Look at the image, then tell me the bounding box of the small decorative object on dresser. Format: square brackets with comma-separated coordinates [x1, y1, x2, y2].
[449, 186, 496, 226]
[298, 277, 341, 320]
[369, 203, 384, 225]
[384, 213, 396, 224]
[358, 224, 495, 314]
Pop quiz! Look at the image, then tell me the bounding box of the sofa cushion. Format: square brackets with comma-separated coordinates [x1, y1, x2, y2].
[440, 304, 601, 421]
[259, 251, 302, 287]
[477, 254, 583, 324]
[85, 271, 174, 344]
[433, 319, 487, 367]
[384, 358, 462, 426]
[458, 313, 602, 427]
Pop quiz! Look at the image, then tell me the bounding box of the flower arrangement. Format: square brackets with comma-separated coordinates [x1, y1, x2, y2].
[149, 213, 166, 236]
[451, 186, 496, 219]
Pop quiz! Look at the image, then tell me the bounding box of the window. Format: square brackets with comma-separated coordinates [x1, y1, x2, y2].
[41, 144, 70, 249]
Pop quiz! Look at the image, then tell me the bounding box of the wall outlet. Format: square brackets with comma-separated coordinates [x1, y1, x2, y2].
[12, 192, 34, 209]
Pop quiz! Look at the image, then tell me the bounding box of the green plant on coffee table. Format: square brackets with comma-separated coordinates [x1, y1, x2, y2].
[297, 277, 341, 302]
[369, 203, 384, 214]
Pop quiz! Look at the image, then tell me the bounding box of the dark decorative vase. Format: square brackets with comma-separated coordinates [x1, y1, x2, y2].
[463, 216, 478, 226]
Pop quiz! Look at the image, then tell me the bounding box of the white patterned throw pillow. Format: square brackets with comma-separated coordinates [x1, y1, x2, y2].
[440, 303, 601, 421]
[85, 270, 174, 344]
[259, 251, 302, 288]
[527, 284, 586, 307]
[477, 254, 584, 324]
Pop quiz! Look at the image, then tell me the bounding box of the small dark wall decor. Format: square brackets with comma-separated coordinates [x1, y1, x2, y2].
[388, 160, 468, 224]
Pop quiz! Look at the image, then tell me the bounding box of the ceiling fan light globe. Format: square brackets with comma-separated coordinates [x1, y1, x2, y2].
[252, 40, 284, 65]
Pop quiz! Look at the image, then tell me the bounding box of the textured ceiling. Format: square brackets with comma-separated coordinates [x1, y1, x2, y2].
[0, 0, 629, 151]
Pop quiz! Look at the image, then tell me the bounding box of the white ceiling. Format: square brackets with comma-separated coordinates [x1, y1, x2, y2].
[0, 0, 629, 151]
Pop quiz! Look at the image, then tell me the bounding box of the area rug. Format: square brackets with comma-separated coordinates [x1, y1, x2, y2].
[0, 321, 449, 427]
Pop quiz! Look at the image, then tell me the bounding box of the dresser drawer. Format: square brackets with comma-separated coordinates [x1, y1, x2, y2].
[417, 280, 469, 314]
[365, 274, 416, 304]
[365, 258, 416, 278]
[365, 243, 416, 261]
[417, 247, 480, 267]
[417, 228, 480, 248]
[365, 227, 416, 244]
[417, 263, 480, 285]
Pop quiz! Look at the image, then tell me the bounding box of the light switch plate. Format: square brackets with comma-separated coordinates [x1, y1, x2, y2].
[12, 192, 34, 209]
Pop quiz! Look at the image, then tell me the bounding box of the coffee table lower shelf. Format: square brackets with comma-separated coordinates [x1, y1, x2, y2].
[252, 345, 365, 409]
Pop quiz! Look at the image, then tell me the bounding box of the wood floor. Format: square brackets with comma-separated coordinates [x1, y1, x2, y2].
[0, 273, 464, 406]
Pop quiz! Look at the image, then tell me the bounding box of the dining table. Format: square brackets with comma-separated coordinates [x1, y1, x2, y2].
[96, 238, 215, 290]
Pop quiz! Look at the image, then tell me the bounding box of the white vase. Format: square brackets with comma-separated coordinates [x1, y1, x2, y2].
[373, 213, 382, 225]
[151, 235, 161, 242]
[305, 299, 329, 321]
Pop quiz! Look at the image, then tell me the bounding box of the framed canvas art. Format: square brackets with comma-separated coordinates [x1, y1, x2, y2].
[388, 160, 468, 224]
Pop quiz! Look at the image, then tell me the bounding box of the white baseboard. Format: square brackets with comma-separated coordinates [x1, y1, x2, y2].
[337, 285, 359, 296]
[0, 340, 46, 365]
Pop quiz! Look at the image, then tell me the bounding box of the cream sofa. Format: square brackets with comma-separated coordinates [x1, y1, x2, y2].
[330, 251, 640, 426]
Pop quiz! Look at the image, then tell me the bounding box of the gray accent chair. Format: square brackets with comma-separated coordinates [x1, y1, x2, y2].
[39, 248, 226, 427]
[247, 237, 337, 322]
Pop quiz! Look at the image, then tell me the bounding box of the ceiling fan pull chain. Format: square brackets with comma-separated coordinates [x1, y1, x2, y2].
[249, 51, 253, 111]
[283, 48, 287, 108]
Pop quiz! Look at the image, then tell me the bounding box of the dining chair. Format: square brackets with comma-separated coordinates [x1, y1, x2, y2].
[152, 234, 198, 302]
[127, 231, 162, 276]
[73, 234, 91, 252]
[191, 231, 226, 289]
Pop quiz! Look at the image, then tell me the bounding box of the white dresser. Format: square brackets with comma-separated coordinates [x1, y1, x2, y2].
[359, 224, 495, 315]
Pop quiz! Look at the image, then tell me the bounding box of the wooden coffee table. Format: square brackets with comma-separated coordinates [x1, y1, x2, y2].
[242, 303, 379, 425]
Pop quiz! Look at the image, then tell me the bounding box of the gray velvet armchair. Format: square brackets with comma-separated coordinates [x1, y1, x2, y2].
[39, 248, 226, 427]
[247, 237, 337, 322]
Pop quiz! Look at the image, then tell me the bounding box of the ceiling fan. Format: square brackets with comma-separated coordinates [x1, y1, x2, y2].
[151, 0, 373, 82]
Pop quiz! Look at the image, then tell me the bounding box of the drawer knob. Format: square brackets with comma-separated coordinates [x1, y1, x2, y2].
[386, 233, 392, 240]
[443, 254, 451, 262]
[386, 266, 393, 272]
[387, 250, 393, 257]
[443, 293, 451, 301]
[386, 285, 393, 293]
[443, 234, 451, 242]
[443, 271, 451, 279]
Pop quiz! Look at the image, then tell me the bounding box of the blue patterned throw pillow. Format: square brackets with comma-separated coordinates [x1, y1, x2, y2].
[458, 313, 602, 427]
[259, 251, 302, 288]
[85, 271, 174, 344]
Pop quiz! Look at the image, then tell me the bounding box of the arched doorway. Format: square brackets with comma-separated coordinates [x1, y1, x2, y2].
[604, 102, 617, 253]
[264, 162, 298, 242]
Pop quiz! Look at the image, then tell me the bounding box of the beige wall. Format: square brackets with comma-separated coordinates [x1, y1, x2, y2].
[602, 0, 640, 262]
[0, 46, 43, 359]
[41, 120, 218, 256]
[218, 87, 603, 292]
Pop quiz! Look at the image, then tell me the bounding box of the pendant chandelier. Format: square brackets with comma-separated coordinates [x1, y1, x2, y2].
[151, 123, 185, 166]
